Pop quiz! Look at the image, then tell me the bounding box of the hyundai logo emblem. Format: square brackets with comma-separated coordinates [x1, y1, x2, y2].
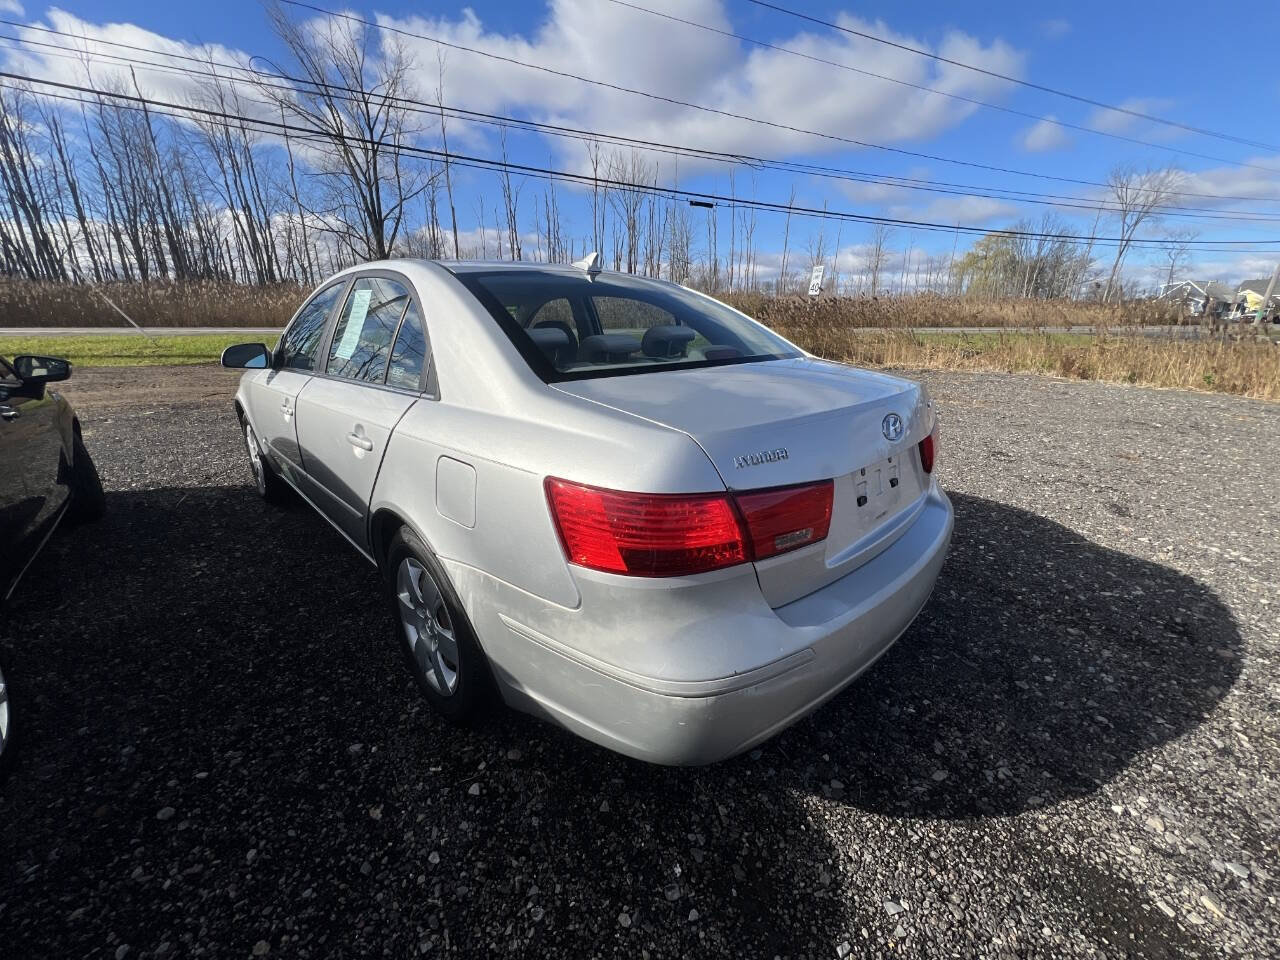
[881, 413, 904, 442]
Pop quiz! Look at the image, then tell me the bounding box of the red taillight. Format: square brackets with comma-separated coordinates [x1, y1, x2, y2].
[545, 478, 746, 577]
[545, 477, 834, 577]
[918, 431, 937, 474]
[734, 480, 833, 561]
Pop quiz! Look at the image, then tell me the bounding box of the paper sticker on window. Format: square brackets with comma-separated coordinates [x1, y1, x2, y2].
[335, 288, 373, 360]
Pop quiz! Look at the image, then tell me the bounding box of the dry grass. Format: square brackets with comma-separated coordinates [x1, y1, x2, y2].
[0, 278, 306, 328]
[721, 292, 1187, 330]
[774, 327, 1280, 402]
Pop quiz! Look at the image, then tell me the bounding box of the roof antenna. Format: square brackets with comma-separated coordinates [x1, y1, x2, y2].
[572, 251, 602, 279]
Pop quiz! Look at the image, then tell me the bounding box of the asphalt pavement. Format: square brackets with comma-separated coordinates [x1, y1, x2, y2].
[1, 365, 1276, 959]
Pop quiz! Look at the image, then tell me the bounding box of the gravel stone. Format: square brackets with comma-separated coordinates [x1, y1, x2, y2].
[1, 366, 1277, 959]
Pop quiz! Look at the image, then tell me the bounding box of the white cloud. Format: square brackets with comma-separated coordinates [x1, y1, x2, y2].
[0, 1, 24, 16]
[1086, 97, 1176, 135]
[1041, 19, 1071, 39]
[381, 0, 1027, 174]
[1020, 116, 1071, 152]
[0, 10, 261, 117]
[899, 194, 1021, 226]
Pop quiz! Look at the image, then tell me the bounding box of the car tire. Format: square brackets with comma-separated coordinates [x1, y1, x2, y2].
[65, 429, 106, 523]
[240, 415, 291, 505]
[384, 526, 493, 721]
[0, 648, 15, 786]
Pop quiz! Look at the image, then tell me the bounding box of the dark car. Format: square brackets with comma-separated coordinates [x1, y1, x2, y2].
[0, 354, 105, 782]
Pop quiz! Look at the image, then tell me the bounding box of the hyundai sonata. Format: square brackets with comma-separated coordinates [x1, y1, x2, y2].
[222, 256, 952, 764]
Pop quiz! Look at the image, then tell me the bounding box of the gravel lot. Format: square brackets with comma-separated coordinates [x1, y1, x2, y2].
[2, 366, 1277, 959]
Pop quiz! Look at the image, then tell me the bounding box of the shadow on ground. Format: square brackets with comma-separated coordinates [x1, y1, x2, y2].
[0, 483, 1238, 958]
[764, 492, 1241, 820]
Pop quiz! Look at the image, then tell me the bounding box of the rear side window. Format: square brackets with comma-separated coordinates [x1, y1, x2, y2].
[278, 281, 344, 370]
[326, 277, 412, 383]
[386, 301, 428, 390]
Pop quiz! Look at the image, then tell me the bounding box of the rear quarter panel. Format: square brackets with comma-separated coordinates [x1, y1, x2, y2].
[369, 390, 727, 611]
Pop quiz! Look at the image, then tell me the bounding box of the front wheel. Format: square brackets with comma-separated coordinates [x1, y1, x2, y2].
[385, 526, 493, 721]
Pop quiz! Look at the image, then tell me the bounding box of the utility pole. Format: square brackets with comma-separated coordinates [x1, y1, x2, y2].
[1254, 261, 1279, 327]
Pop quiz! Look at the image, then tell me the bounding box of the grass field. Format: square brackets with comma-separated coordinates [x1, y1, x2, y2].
[0, 333, 259, 367]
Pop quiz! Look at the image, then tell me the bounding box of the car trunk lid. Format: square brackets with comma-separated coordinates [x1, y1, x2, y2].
[553, 357, 935, 606]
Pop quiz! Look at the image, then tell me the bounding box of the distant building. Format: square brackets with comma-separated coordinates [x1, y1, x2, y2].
[1157, 280, 1235, 316]
[1232, 279, 1280, 316]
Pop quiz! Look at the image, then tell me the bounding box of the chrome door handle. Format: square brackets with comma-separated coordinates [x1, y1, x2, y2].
[280, 401, 294, 418]
[0, 406, 17, 421]
[346, 432, 373, 452]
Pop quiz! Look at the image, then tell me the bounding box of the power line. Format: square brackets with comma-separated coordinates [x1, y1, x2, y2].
[279, 0, 1274, 201]
[743, 0, 1280, 154]
[6, 69, 1279, 254]
[606, 0, 1280, 176]
[7, 36, 1280, 229]
[8, 14, 1280, 216]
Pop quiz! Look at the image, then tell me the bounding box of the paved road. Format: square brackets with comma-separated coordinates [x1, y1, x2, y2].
[0, 327, 283, 336]
[1, 366, 1276, 958]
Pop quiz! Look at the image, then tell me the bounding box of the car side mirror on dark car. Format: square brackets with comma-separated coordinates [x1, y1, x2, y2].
[13, 355, 71, 383]
[221, 343, 272, 369]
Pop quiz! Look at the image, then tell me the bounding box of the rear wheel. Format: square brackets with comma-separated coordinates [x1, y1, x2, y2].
[65, 429, 106, 523]
[385, 526, 492, 720]
[241, 416, 290, 505]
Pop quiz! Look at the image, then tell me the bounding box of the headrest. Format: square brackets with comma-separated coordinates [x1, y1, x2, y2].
[641, 325, 697, 358]
[577, 333, 641, 364]
[527, 326, 575, 367]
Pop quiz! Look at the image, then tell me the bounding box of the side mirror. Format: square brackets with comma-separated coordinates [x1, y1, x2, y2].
[221, 343, 272, 369]
[13, 355, 71, 383]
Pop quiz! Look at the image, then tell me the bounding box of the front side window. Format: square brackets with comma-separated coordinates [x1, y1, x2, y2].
[278, 281, 344, 371]
[326, 276, 413, 384]
[455, 271, 799, 382]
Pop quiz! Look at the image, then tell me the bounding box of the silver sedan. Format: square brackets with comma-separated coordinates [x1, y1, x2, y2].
[222, 258, 953, 765]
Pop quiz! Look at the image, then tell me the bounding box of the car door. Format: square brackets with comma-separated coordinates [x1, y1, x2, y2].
[292, 273, 429, 548]
[0, 357, 70, 595]
[243, 279, 348, 487]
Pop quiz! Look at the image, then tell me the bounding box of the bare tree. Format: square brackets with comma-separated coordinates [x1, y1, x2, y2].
[777, 184, 795, 295]
[867, 224, 893, 298]
[1102, 165, 1184, 303]
[260, 2, 433, 262]
[433, 53, 460, 259]
[1159, 227, 1198, 289]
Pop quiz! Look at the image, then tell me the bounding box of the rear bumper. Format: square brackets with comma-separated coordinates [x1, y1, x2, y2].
[457, 486, 953, 765]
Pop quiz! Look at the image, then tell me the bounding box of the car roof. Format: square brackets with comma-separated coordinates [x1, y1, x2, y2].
[431, 259, 662, 284]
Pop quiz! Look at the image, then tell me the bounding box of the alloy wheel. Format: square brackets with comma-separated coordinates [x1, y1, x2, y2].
[395, 557, 460, 696]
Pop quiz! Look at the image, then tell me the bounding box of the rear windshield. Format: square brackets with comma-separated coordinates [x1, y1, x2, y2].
[455, 270, 800, 381]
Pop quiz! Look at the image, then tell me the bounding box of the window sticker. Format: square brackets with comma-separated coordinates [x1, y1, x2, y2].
[335, 288, 373, 360]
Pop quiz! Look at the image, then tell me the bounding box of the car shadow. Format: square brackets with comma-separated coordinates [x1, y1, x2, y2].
[754, 491, 1242, 819]
[1, 483, 856, 957]
[0, 483, 1235, 957]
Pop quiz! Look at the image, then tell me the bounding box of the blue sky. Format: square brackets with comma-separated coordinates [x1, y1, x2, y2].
[5, 0, 1280, 286]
